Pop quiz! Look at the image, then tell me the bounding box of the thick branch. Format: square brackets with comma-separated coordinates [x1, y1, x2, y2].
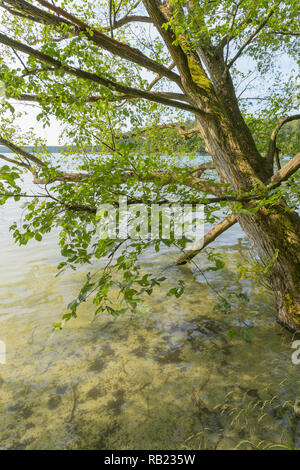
[11, 91, 188, 104]
[2, 0, 180, 85]
[191, 162, 215, 176]
[267, 114, 300, 170]
[269, 152, 300, 186]
[176, 214, 237, 265]
[178, 126, 200, 139]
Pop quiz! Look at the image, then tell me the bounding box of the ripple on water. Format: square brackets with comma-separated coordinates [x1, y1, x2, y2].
[0, 176, 299, 449]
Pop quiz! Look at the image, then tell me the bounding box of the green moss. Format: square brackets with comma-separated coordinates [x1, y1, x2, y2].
[187, 56, 212, 92]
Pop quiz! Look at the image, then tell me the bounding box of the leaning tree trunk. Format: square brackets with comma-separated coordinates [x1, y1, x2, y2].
[195, 109, 300, 332]
[141, 0, 300, 330]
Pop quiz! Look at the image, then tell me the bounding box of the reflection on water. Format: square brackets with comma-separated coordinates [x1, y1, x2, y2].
[0, 172, 299, 450]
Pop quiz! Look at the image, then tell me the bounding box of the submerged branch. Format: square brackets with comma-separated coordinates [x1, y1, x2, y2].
[0, 31, 200, 114]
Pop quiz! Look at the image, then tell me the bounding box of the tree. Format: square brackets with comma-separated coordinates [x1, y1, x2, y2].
[0, 0, 299, 331]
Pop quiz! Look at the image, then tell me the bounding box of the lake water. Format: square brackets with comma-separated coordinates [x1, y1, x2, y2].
[0, 158, 299, 450]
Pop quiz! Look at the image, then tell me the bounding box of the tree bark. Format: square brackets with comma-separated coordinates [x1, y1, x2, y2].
[239, 207, 300, 331]
[192, 107, 300, 332]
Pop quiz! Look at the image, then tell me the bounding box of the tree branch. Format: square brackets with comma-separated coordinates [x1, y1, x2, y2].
[11, 91, 189, 104]
[267, 114, 300, 170]
[178, 126, 200, 139]
[0, 32, 200, 114]
[190, 162, 215, 176]
[0, 153, 31, 169]
[0, 136, 91, 183]
[1, 2, 44, 24]
[227, 10, 274, 68]
[224, 0, 245, 63]
[125, 122, 200, 138]
[102, 15, 153, 31]
[0, 133, 221, 195]
[176, 214, 237, 265]
[148, 61, 175, 90]
[269, 152, 300, 186]
[2, 0, 181, 85]
[175, 152, 300, 265]
[142, 0, 199, 95]
[273, 30, 300, 37]
[0, 135, 46, 168]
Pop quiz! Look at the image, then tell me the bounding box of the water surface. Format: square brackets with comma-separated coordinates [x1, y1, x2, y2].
[0, 164, 299, 450]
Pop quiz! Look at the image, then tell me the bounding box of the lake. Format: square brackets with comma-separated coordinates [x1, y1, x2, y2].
[0, 157, 299, 450]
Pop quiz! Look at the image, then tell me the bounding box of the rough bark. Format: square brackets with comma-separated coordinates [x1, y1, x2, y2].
[192, 108, 300, 332]
[175, 27, 300, 331]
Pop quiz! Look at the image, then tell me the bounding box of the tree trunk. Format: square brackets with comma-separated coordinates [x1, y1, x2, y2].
[141, 1, 300, 329]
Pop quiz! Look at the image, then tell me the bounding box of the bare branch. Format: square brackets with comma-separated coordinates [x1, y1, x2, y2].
[102, 15, 153, 31]
[148, 61, 175, 90]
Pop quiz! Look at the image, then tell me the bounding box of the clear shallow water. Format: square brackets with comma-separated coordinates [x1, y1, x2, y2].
[0, 162, 299, 450]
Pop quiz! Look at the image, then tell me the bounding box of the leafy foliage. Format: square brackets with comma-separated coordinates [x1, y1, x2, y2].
[0, 0, 299, 328]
